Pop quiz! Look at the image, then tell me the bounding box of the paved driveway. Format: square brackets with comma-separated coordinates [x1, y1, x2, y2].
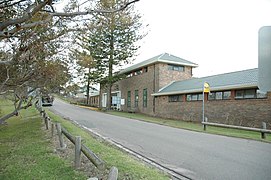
[50, 98, 271, 180]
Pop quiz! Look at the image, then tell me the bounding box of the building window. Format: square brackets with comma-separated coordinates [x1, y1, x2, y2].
[209, 91, 231, 100]
[168, 64, 184, 72]
[143, 89, 147, 107]
[143, 67, 148, 73]
[168, 95, 183, 102]
[134, 69, 143, 76]
[186, 93, 202, 101]
[127, 91, 131, 107]
[135, 90, 139, 107]
[235, 89, 256, 99]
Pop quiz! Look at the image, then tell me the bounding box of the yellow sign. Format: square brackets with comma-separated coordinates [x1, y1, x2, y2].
[204, 82, 210, 93]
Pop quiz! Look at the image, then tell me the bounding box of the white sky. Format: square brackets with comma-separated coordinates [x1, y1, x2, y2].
[133, 0, 271, 77]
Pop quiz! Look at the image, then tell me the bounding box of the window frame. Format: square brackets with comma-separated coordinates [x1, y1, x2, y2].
[143, 88, 147, 107]
[186, 93, 202, 101]
[208, 91, 232, 100]
[127, 91, 131, 107]
[135, 90, 139, 107]
[168, 95, 183, 102]
[235, 89, 257, 99]
[168, 64, 185, 72]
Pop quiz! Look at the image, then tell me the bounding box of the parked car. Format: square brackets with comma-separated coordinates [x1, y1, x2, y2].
[41, 95, 54, 106]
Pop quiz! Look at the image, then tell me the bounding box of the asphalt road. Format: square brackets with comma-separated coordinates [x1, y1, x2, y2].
[50, 98, 271, 180]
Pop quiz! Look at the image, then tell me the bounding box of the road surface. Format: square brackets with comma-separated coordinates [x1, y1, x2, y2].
[50, 98, 271, 180]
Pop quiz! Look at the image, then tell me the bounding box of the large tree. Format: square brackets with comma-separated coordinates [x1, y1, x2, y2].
[74, 0, 146, 109]
[1, 0, 140, 123]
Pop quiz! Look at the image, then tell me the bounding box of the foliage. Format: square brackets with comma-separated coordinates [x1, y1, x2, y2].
[72, 0, 146, 108]
[0, 0, 140, 121]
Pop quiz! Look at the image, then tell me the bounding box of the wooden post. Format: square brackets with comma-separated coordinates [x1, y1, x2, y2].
[203, 117, 208, 131]
[45, 117, 49, 130]
[51, 122, 54, 137]
[56, 123, 66, 149]
[108, 167, 118, 180]
[75, 136, 81, 169]
[261, 122, 267, 139]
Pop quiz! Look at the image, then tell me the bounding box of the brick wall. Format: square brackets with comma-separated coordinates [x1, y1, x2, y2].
[100, 62, 194, 115]
[154, 92, 271, 128]
[117, 64, 156, 115]
[158, 64, 192, 89]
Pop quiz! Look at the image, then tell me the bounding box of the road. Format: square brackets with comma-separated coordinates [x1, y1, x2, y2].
[50, 98, 271, 180]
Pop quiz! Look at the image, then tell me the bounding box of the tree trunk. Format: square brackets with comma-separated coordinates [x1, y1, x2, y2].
[106, 13, 115, 110]
[0, 99, 23, 124]
[86, 68, 91, 105]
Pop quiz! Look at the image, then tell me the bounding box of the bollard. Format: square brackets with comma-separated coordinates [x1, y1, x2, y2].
[261, 122, 267, 139]
[75, 136, 81, 169]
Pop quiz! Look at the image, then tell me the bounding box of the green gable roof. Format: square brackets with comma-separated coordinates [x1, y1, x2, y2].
[153, 68, 258, 96]
[120, 53, 198, 74]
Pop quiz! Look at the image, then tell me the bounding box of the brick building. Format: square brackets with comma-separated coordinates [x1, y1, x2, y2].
[100, 53, 198, 114]
[153, 68, 271, 128]
[100, 52, 271, 128]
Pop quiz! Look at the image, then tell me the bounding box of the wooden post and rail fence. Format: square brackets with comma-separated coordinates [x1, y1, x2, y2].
[35, 101, 118, 180]
[202, 117, 271, 139]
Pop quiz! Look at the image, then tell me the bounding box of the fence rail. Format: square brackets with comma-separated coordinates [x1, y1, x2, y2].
[35, 101, 117, 180]
[202, 118, 270, 139]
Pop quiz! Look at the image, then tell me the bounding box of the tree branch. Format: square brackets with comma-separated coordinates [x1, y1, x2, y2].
[0, 0, 50, 31]
[0, 67, 9, 91]
[0, 0, 140, 39]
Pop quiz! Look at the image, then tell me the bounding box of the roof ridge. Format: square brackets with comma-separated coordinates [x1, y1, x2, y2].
[157, 53, 165, 60]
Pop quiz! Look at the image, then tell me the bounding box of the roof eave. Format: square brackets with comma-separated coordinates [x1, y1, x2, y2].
[152, 83, 258, 96]
[158, 59, 198, 67]
[119, 59, 198, 74]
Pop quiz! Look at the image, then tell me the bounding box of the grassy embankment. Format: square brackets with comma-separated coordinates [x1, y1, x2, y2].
[0, 98, 87, 180]
[107, 111, 271, 143]
[0, 98, 169, 180]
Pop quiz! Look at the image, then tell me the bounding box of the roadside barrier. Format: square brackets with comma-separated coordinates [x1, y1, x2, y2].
[35, 101, 118, 180]
[202, 117, 271, 139]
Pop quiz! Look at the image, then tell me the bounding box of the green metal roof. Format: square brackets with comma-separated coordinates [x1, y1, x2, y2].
[153, 68, 258, 96]
[120, 53, 198, 74]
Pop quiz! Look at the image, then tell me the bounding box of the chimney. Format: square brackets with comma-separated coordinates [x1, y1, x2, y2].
[258, 26, 271, 92]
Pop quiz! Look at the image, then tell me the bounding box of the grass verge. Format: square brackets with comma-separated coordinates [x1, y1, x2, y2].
[46, 110, 170, 180]
[107, 111, 271, 143]
[0, 99, 87, 180]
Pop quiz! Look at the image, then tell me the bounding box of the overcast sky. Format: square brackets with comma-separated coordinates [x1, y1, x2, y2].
[132, 0, 271, 77]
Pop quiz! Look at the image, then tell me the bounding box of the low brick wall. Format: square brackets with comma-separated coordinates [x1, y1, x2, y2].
[155, 92, 271, 128]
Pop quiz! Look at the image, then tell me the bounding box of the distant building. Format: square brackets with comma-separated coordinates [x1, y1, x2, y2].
[100, 52, 271, 128]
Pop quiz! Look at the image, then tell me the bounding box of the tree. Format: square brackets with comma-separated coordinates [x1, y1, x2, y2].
[0, 12, 70, 124]
[74, 0, 146, 109]
[0, 0, 140, 123]
[69, 48, 96, 104]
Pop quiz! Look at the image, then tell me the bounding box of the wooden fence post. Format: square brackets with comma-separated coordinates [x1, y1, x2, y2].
[56, 123, 66, 149]
[75, 136, 81, 169]
[108, 167, 118, 180]
[51, 122, 55, 137]
[45, 117, 49, 130]
[261, 122, 267, 139]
